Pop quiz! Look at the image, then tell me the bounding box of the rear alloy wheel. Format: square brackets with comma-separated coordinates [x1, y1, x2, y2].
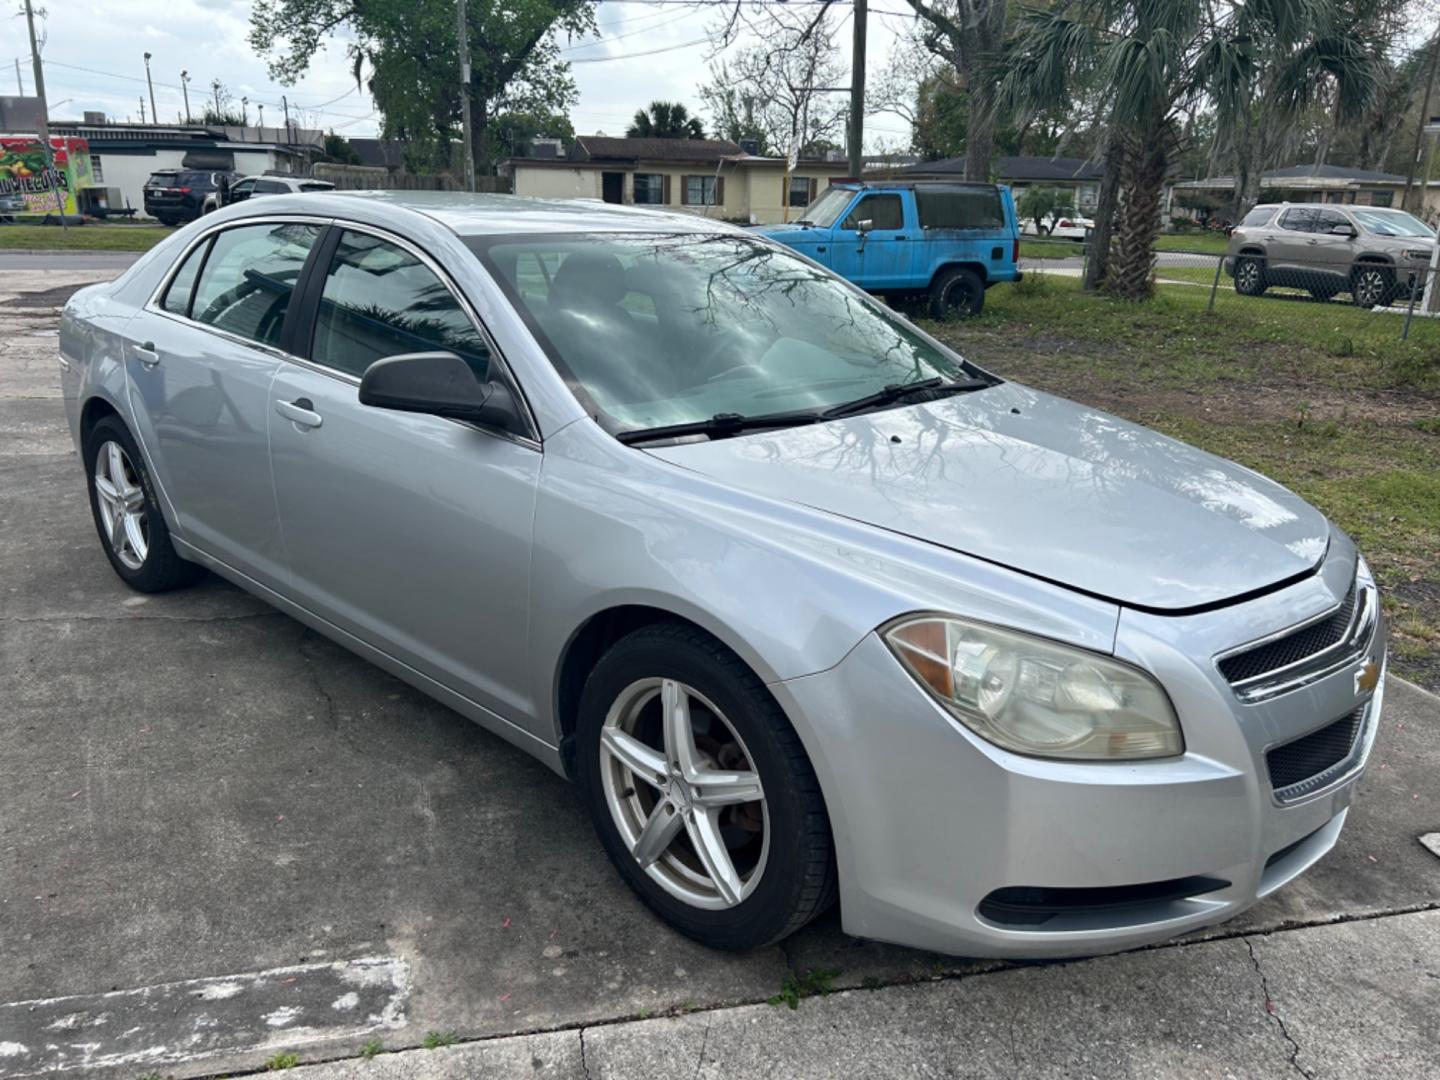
[1233, 256, 1267, 296]
[84, 416, 203, 592]
[928, 266, 986, 319]
[1350, 265, 1394, 309]
[577, 624, 836, 950]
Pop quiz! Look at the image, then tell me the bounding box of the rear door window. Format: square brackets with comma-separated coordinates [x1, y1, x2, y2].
[309, 229, 490, 380]
[1278, 208, 1317, 232]
[161, 237, 211, 317]
[915, 187, 1004, 230]
[255, 179, 290, 194]
[189, 222, 321, 348]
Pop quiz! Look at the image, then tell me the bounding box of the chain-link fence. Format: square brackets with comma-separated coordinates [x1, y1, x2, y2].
[1017, 236, 1439, 341]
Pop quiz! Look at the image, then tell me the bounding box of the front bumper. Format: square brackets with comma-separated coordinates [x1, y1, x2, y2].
[772, 561, 1385, 959]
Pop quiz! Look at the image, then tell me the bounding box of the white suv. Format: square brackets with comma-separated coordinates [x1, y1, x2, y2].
[202, 175, 334, 214]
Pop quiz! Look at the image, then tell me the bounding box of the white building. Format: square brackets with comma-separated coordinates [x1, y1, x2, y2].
[49, 117, 324, 219]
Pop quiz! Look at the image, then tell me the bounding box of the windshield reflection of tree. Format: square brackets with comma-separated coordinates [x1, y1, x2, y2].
[630, 235, 946, 394]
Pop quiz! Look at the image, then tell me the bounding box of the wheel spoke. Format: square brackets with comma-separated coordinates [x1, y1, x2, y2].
[661, 678, 700, 780]
[123, 511, 148, 562]
[692, 768, 762, 807]
[109, 507, 128, 556]
[122, 487, 146, 513]
[685, 809, 743, 906]
[106, 443, 130, 495]
[631, 801, 684, 868]
[94, 474, 121, 503]
[600, 726, 667, 788]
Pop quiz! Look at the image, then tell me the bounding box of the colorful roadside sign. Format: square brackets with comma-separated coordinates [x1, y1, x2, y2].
[0, 135, 92, 215]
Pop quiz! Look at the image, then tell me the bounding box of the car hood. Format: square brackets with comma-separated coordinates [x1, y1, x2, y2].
[646, 382, 1329, 611]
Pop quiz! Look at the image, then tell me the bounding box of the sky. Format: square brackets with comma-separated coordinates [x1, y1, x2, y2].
[13, 0, 915, 151]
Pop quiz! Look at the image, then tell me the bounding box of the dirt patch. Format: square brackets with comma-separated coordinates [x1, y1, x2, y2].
[1, 284, 88, 309]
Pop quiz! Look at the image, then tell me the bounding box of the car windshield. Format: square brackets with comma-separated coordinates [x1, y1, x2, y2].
[1351, 209, 1434, 238]
[795, 187, 856, 227]
[474, 232, 979, 433]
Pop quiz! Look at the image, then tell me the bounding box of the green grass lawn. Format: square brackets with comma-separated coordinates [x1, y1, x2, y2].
[925, 274, 1440, 687]
[1018, 238, 1084, 260]
[0, 224, 172, 252]
[1155, 232, 1230, 255]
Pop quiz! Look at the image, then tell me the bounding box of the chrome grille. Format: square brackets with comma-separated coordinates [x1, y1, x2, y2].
[1266, 707, 1365, 799]
[1218, 583, 1357, 684]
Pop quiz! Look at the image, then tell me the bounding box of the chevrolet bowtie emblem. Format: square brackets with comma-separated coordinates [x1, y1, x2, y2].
[1355, 661, 1380, 695]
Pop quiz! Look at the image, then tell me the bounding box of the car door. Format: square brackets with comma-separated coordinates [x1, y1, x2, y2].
[267, 224, 543, 725]
[828, 192, 911, 288]
[121, 218, 325, 587]
[1269, 207, 1316, 280]
[228, 178, 258, 203]
[1308, 208, 1355, 287]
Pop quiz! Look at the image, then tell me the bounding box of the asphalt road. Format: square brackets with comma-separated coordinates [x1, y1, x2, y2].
[1, 270, 1437, 1079]
[0, 251, 143, 272]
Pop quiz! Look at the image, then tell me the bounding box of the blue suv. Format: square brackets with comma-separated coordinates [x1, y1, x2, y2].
[754, 181, 1021, 317]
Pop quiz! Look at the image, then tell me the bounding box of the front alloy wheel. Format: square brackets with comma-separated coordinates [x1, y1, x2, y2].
[577, 624, 836, 950]
[599, 678, 767, 909]
[1351, 266, 1392, 308]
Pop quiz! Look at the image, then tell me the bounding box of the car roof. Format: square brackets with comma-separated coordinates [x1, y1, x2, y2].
[218, 190, 752, 238]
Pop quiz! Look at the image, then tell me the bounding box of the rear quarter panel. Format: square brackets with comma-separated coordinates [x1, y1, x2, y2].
[59, 282, 140, 454]
[912, 184, 1020, 288]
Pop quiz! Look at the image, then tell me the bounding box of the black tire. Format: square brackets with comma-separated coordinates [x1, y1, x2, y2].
[1350, 264, 1394, 308]
[84, 415, 204, 593]
[928, 266, 986, 319]
[1233, 255, 1267, 296]
[576, 623, 837, 951]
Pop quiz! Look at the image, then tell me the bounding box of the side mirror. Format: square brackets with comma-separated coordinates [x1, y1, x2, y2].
[1330, 223, 1357, 238]
[359, 351, 525, 435]
[856, 218, 874, 234]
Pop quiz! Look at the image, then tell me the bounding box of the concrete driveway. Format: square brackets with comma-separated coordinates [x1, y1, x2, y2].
[2, 267, 1437, 1079]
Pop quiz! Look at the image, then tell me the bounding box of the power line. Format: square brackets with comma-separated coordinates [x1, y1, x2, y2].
[568, 35, 713, 63]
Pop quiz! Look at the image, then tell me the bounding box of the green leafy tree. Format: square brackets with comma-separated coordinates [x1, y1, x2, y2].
[701, 85, 773, 155]
[249, 0, 595, 174]
[998, 0, 1379, 299]
[626, 101, 705, 140]
[493, 110, 575, 157]
[322, 131, 362, 164]
[1016, 187, 1077, 233]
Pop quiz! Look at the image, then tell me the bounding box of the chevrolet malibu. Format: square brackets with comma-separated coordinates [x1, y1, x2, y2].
[59, 193, 1386, 957]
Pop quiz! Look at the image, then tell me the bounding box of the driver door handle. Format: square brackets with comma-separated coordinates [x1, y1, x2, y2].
[133, 341, 160, 368]
[275, 397, 323, 430]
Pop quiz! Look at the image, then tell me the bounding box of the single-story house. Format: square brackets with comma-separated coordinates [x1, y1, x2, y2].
[47, 117, 324, 218]
[1167, 164, 1436, 220]
[505, 136, 854, 224]
[868, 155, 1104, 212]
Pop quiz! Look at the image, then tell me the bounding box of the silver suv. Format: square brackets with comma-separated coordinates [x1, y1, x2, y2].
[1224, 203, 1436, 307]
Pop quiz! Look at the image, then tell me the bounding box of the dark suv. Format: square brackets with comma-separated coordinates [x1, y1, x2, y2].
[1224, 203, 1436, 307]
[143, 169, 238, 226]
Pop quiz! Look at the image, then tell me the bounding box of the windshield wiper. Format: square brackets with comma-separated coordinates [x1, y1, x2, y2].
[616, 409, 824, 446]
[821, 376, 994, 419]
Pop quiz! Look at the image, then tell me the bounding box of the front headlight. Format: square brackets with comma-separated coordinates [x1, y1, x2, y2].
[883, 615, 1183, 761]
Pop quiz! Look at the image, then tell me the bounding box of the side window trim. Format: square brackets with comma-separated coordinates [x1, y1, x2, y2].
[282, 223, 344, 359]
[298, 219, 541, 444]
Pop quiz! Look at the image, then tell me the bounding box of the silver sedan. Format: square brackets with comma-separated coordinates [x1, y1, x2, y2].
[59, 192, 1387, 957]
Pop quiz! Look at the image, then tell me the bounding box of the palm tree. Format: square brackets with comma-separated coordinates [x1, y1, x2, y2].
[997, 0, 1378, 300]
[627, 101, 706, 140]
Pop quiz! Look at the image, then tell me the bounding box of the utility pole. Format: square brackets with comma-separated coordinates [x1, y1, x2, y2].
[139, 96, 146, 123]
[14, 58, 22, 95]
[282, 95, 292, 147]
[240, 97, 249, 127]
[143, 52, 157, 127]
[180, 71, 191, 123]
[456, 0, 477, 191]
[23, 0, 68, 230]
[212, 79, 222, 117]
[1403, 27, 1440, 214]
[846, 0, 866, 179]
[257, 103, 264, 131]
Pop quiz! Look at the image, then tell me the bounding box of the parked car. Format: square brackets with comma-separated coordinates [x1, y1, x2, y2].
[1225, 203, 1436, 306]
[143, 169, 238, 226]
[60, 193, 1387, 959]
[0, 191, 25, 221]
[754, 181, 1021, 317]
[1020, 212, 1094, 240]
[201, 174, 336, 214]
